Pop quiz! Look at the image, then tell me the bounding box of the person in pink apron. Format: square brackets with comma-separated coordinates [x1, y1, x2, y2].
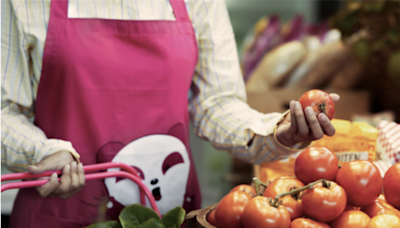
[2, 0, 338, 227]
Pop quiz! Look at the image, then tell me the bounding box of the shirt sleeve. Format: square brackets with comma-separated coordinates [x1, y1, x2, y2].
[1, 0, 79, 172]
[187, 0, 308, 164]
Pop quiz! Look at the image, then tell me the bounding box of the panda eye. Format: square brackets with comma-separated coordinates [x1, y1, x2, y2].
[132, 166, 145, 180]
[162, 152, 184, 174]
[116, 166, 145, 182]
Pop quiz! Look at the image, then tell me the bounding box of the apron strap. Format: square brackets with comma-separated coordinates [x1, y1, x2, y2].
[48, 0, 68, 31]
[170, 0, 191, 21]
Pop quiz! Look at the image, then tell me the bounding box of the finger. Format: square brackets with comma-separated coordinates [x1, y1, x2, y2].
[329, 93, 340, 103]
[289, 100, 298, 132]
[28, 151, 75, 175]
[36, 173, 59, 198]
[293, 101, 309, 136]
[318, 113, 336, 136]
[54, 164, 72, 195]
[28, 164, 46, 175]
[78, 163, 86, 188]
[69, 162, 79, 192]
[304, 107, 324, 140]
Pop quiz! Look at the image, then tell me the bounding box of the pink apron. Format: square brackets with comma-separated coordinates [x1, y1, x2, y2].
[9, 0, 200, 227]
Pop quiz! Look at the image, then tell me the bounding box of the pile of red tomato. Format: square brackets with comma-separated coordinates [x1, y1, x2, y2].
[207, 147, 400, 228]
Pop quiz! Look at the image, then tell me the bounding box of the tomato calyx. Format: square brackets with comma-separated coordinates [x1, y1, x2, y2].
[290, 186, 302, 200]
[318, 100, 327, 115]
[322, 179, 331, 188]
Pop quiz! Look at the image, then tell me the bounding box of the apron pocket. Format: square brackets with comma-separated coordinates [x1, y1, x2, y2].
[30, 213, 86, 228]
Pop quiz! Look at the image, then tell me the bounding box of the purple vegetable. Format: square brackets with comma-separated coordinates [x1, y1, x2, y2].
[243, 15, 282, 81]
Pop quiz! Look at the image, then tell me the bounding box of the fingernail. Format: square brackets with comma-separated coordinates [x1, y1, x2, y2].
[305, 107, 314, 115]
[72, 162, 77, 168]
[319, 114, 327, 122]
[65, 164, 70, 170]
[295, 102, 301, 110]
[78, 163, 83, 168]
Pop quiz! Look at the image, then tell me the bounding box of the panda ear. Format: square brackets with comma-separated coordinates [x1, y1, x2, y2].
[96, 141, 126, 163]
[167, 123, 187, 144]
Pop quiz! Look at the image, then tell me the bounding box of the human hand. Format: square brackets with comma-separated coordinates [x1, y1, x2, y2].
[275, 94, 340, 147]
[28, 150, 85, 199]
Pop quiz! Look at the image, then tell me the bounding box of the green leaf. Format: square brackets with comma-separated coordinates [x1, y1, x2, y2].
[119, 204, 161, 228]
[86, 220, 121, 228]
[137, 218, 166, 228]
[161, 207, 186, 228]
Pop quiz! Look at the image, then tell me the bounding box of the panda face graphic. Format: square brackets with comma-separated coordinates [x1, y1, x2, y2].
[104, 135, 190, 215]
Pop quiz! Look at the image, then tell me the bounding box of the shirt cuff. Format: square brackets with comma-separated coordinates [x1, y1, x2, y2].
[34, 139, 80, 164]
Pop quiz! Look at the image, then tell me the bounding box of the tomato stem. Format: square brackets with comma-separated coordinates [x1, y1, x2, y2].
[252, 177, 269, 196]
[272, 179, 325, 207]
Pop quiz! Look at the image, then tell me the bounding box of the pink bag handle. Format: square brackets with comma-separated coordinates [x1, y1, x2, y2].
[1, 162, 160, 217]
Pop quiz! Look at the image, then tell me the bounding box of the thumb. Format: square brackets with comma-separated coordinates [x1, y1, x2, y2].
[28, 162, 48, 175]
[329, 93, 340, 103]
[28, 157, 57, 175]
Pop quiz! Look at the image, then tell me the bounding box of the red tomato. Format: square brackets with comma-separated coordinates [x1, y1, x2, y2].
[263, 177, 304, 220]
[329, 210, 370, 228]
[301, 181, 347, 222]
[242, 196, 290, 228]
[207, 209, 216, 226]
[294, 147, 339, 184]
[366, 214, 400, 228]
[290, 218, 329, 228]
[344, 204, 360, 211]
[383, 163, 400, 210]
[336, 160, 383, 207]
[299, 89, 335, 120]
[214, 191, 252, 228]
[230, 184, 257, 196]
[361, 199, 400, 219]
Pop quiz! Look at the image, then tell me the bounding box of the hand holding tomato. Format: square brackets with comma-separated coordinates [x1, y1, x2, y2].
[275, 91, 339, 147]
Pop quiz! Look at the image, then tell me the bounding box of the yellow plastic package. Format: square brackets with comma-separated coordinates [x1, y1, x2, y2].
[313, 119, 378, 165]
[256, 119, 378, 183]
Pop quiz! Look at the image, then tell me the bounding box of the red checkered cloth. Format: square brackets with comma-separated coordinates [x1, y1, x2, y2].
[376, 120, 400, 165]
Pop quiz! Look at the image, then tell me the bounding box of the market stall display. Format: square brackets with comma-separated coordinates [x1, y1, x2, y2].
[186, 151, 400, 228]
[187, 88, 399, 227]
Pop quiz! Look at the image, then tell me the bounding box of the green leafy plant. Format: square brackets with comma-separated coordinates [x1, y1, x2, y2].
[329, 0, 400, 71]
[87, 204, 186, 228]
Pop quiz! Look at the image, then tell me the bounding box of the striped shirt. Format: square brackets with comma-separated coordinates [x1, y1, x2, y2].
[1, 0, 303, 173]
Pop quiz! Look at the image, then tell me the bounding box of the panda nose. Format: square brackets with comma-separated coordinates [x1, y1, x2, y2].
[150, 178, 158, 185]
